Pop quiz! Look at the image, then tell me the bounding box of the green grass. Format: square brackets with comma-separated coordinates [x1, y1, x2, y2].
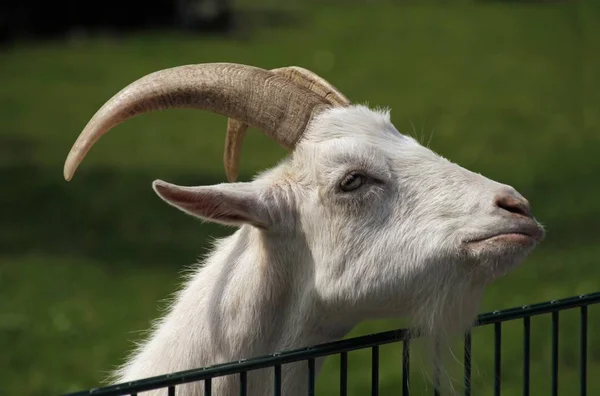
[1, 1, 599, 395]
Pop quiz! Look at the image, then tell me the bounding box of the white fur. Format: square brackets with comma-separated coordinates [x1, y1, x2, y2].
[111, 105, 544, 395]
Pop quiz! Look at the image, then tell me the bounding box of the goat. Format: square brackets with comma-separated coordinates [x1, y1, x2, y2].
[63, 63, 545, 396]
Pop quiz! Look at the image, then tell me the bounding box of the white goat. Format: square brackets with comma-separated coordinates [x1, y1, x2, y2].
[63, 63, 545, 396]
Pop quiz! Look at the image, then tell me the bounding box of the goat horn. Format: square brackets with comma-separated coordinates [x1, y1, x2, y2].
[63, 63, 331, 181]
[224, 66, 350, 182]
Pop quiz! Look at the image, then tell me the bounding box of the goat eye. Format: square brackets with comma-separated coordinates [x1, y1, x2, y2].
[340, 172, 365, 192]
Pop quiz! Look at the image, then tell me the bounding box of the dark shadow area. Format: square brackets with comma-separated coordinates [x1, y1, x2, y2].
[0, 0, 233, 41]
[0, 134, 35, 164]
[0, 163, 234, 267]
[0, 137, 237, 267]
[0, 1, 307, 46]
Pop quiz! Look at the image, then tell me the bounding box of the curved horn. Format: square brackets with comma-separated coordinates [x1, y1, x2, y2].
[272, 66, 350, 107]
[63, 63, 331, 181]
[224, 66, 350, 181]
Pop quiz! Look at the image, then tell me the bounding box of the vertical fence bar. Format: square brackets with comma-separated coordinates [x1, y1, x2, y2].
[168, 386, 175, 396]
[340, 352, 348, 396]
[274, 364, 282, 396]
[551, 312, 559, 396]
[464, 332, 472, 396]
[371, 346, 379, 396]
[580, 305, 588, 396]
[239, 371, 247, 396]
[205, 378, 212, 396]
[403, 338, 411, 396]
[494, 322, 502, 396]
[308, 358, 316, 396]
[523, 316, 531, 396]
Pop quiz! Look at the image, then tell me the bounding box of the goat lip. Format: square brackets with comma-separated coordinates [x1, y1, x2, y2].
[465, 232, 535, 246]
[464, 222, 545, 246]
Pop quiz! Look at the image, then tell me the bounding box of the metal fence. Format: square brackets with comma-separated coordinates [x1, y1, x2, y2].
[65, 292, 600, 396]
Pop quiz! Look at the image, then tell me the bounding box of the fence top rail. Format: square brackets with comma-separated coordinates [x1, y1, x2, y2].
[475, 291, 600, 325]
[64, 291, 600, 396]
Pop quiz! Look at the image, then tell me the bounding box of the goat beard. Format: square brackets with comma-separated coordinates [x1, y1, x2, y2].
[409, 278, 484, 337]
[406, 251, 515, 338]
[403, 267, 486, 393]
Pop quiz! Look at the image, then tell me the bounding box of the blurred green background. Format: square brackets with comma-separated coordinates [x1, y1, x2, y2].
[1, 0, 599, 395]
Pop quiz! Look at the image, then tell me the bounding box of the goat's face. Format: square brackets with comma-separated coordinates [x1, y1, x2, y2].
[150, 105, 543, 334]
[282, 105, 545, 333]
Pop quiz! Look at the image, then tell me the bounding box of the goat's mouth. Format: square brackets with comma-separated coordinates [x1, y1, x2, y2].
[463, 221, 545, 248]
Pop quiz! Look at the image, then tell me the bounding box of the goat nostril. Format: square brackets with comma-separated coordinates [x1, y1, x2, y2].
[495, 194, 531, 217]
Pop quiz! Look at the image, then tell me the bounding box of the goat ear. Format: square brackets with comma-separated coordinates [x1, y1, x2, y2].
[152, 179, 271, 229]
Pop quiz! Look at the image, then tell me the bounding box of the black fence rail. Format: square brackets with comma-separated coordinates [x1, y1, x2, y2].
[65, 292, 600, 396]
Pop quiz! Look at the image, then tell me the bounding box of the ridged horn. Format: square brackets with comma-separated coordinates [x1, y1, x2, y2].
[63, 62, 332, 181]
[224, 66, 351, 182]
